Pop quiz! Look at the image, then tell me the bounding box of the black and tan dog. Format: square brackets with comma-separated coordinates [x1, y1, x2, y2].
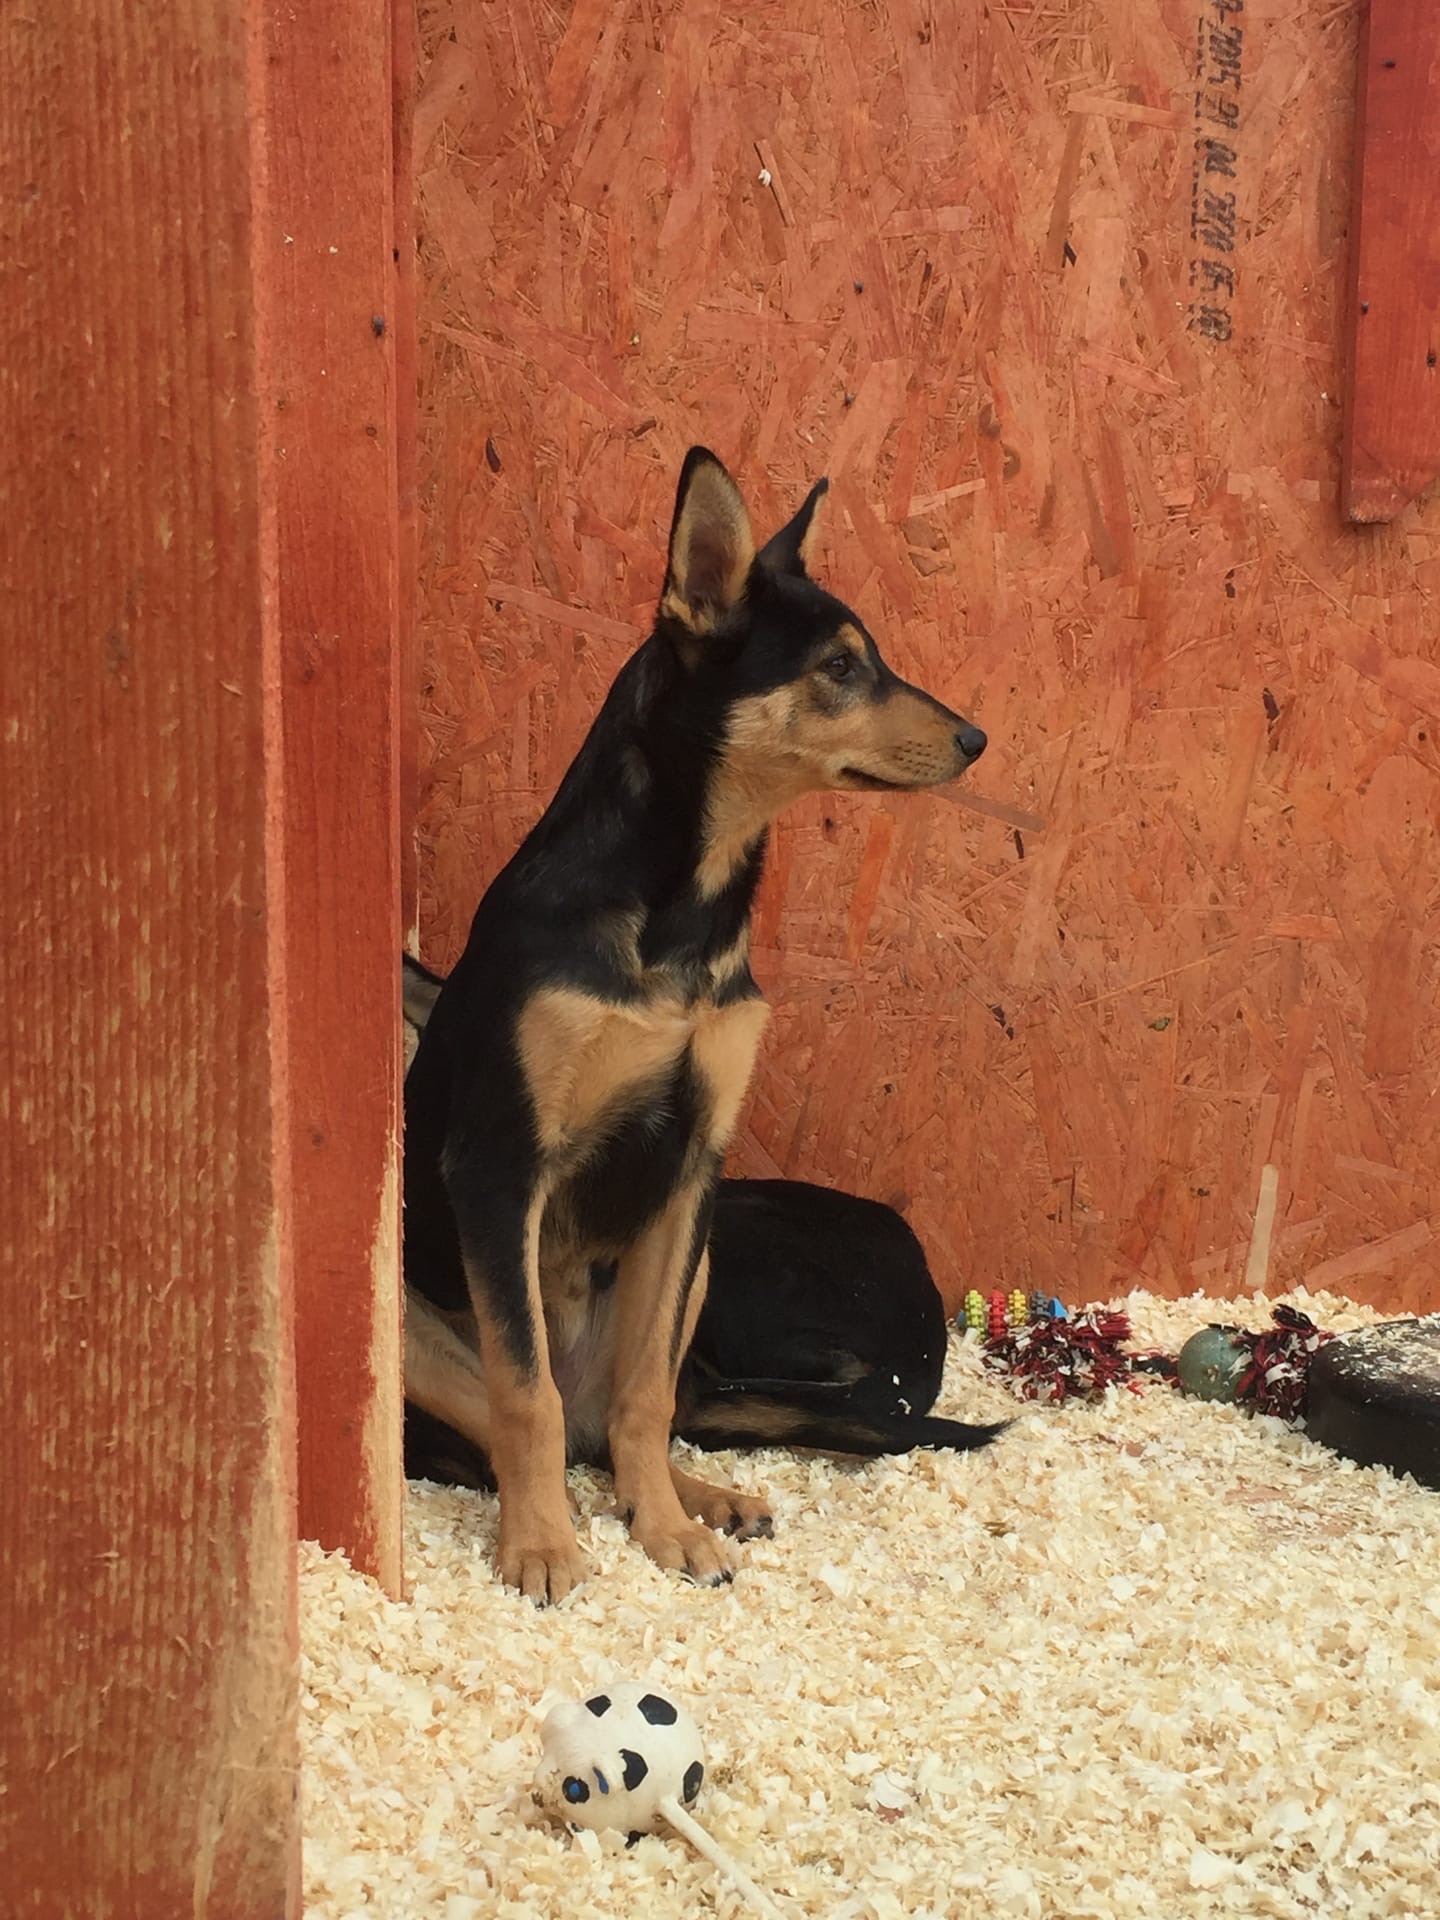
[404, 955, 1005, 1484]
[403, 448, 997, 1603]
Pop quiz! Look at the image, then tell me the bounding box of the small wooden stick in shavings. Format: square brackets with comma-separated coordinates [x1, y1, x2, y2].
[656, 1796, 788, 1920]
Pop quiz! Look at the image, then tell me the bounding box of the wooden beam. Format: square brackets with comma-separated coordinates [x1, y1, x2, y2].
[0, 5, 299, 1916]
[264, 0, 406, 1591]
[1341, 0, 1440, 523]
[395, 0, 422, 947]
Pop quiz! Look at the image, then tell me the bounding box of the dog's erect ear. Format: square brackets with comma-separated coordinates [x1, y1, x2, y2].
[659, 447, 756, 637]
[757, 476, 828, 580]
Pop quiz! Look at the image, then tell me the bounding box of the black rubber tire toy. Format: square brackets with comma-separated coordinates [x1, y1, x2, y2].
[1306, 1318, 1440, 1491]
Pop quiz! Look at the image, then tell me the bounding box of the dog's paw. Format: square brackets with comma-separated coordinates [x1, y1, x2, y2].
[630, 1514, 738, 1587]
[718, 1493, 773, 1541]
[496, 1525, 589, 1607]
[671, 1468, 774, 1540]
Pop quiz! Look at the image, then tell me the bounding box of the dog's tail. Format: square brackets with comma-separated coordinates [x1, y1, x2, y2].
[676, 1376, 1008, 1459]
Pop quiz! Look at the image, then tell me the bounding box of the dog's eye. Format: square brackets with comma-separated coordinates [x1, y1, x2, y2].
[824, 652, 857, 683]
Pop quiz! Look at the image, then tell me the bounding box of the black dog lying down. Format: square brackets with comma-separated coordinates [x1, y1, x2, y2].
[403, 956, 1004, 1488]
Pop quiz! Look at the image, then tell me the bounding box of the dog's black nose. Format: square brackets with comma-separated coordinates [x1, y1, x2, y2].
[957, 724, 987, 763]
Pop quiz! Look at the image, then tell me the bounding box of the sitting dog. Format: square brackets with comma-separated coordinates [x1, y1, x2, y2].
[403, 448, 995, 1602]
[404, 957, 1005, 1487]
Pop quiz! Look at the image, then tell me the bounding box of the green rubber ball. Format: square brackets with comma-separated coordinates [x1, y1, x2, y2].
[1177, 1326, 1248, 1403]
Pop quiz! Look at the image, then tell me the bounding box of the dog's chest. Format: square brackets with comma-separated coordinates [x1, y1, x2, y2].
[516, 980, 769, 1164]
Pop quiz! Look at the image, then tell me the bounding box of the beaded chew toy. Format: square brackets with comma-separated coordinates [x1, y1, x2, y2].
[962, 1288, 1041, 1337]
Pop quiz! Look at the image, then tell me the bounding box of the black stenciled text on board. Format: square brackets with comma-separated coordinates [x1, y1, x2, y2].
[1189, 0, 1245, 343]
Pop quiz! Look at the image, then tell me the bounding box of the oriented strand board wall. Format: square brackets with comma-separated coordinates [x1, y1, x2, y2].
[412, 0, 1440, 1315]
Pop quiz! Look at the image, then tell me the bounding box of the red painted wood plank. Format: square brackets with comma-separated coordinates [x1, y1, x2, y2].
[0, 5, 299, 1916]
[264, 2, 406, 1592]
[1341, 0, 1440, 523]
[395, 0, 422, 944]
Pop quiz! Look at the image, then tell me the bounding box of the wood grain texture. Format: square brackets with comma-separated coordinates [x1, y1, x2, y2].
[265, 0, 405, 1591]
[412, 0, 1440, 1317]
[396, 0, 422, 945]
[0, 4, 299, 1916]
[1341, 0, 1440, 523]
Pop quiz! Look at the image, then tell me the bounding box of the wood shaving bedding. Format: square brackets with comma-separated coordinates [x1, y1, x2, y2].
[301, 1290, 1440, 1919]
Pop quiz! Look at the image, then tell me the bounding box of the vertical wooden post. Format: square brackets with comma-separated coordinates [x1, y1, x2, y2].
[0, 4, 299, 1916]
[394, 0, 422, 948]
[1341, 0, 1440, 523]
[264, 0, 407, 1590]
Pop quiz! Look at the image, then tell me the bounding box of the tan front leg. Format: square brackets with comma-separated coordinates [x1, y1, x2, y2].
[664, 1252, 773, 1540]
[618, 992, 771, 1572]
[609, 1196, 736, 1585]
[404, 1291, 582, 1515]
[458, 1193, 587, 1607]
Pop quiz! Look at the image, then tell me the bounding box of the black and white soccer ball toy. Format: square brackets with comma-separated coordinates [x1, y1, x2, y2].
[532, 1679, 784, 1917]
[534, 1680, 705, 1836]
